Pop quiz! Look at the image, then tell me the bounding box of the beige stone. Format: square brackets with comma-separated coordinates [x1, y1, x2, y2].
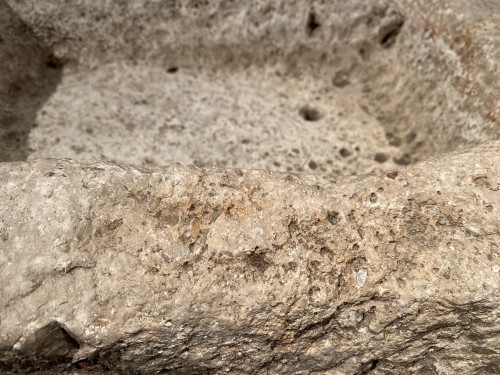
[0, 0, 498, 374]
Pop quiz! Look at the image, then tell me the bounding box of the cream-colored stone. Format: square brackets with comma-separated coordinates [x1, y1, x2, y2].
[0, 0, 498, 374]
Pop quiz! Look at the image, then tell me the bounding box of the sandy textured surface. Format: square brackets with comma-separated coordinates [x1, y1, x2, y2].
[28, 64, 402, 175]
[3, 0, 499, 169]
[1, 145, 499, 374]
[0, 0, 499, 374]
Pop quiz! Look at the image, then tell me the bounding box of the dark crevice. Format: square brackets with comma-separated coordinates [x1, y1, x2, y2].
[360, 359, 379, 374]
[299, 105, 322, 121]
[379, 16, 405, 48]
[306, 11, 320, 36]
[45, 53, 65, 70]
[73, 351, 109, 371]
[374, 152, 388, 163]
[339, 148, 352, 158]
[17, 321, 82, 368]
[333, 70, 351, 88]
[393, 154, 412, 165]
[247, 251, 272, 272]
[327, 211, 340, 225]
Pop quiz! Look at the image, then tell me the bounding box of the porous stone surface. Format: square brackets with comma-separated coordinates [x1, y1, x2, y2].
[2, 0, 499, 172]
[0, 0, 499, 374]
[1, 144, 499, 374]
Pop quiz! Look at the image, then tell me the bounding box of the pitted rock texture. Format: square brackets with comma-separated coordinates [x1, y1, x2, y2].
[0, 0, 499, 374]
[1, 144, 499, 374]
[1, 0, 498, 171]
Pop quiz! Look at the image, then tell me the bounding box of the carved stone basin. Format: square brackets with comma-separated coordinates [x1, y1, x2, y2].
[0, 1, 498, 374]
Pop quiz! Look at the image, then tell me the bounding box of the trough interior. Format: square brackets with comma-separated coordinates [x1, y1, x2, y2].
[0, 0, 497, 175]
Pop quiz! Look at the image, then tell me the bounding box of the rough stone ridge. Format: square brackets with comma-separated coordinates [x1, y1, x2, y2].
[1, 143, 499, 374]
[0, 0, 499, 374]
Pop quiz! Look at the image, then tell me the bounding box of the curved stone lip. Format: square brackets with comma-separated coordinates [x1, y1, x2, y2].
[0, 141, 498, 374]
[1, 0, 499, 374]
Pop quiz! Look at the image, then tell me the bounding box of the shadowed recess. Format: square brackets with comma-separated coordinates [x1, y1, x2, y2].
[0, 0, 62, 162]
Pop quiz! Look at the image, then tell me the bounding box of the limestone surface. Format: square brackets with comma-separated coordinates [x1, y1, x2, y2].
[2, 0, 499, 171]
[0, 0, 499, 374]
[1, 144, 499, 374]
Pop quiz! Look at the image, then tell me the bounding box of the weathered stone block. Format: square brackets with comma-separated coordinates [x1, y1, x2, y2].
[0, 0, 498, 373]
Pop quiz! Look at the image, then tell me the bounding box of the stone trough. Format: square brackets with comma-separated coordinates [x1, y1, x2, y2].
[0, 0, 499, 374]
